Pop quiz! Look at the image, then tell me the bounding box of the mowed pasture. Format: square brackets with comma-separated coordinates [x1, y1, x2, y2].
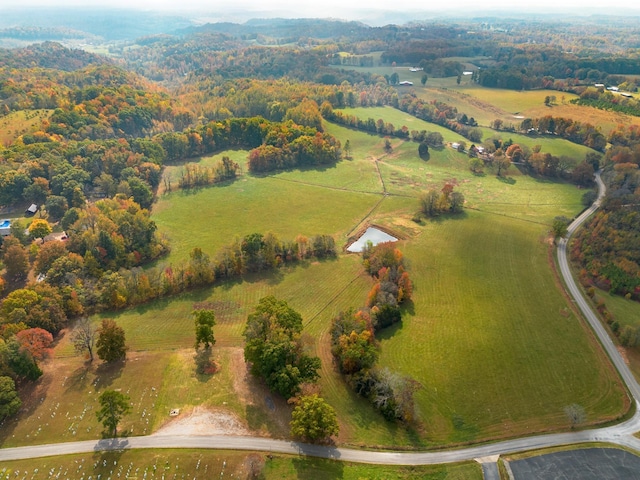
[330, 56, 640, 133]
[0, 109, 53, 146]
[339, 104, 598, 161]
[0, 450, 483, 479]
[338, 106, 468, 144]
[416, 81, 640, 135]
[376, 212, 627, 444]
[527, 102, 640, 135]
[152, 171, 381, 265]
[12, 108, 630, 451]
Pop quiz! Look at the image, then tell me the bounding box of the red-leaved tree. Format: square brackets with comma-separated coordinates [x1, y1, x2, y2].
[16, 328, 54, 361]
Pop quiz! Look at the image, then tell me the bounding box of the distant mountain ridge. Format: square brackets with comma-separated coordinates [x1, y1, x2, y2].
[0, 41, 109, 71]
[178, 17, 371, 40]
[0, 8, 194, 41]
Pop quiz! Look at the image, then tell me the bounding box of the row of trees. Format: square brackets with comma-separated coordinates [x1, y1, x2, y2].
[517, 116, 607, 152]
[573, 88, 640, 118]
[467, 137, 600, 184]
[331, 243, 419, 422]
[322, 104, 446, 148]
[2, 227, 337, 334]
[396, 94, 483, 143]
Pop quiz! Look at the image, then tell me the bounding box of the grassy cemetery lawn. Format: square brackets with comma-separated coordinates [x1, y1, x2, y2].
[0, 450, 483, 479]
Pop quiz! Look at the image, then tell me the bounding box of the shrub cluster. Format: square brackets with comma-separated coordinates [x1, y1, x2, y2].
[243, 296, 320, 399]
[330, 242, 418, 422]
[419, 183, 465, 218]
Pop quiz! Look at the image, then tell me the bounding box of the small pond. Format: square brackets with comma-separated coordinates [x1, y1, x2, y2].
[347, 227, 398, 253]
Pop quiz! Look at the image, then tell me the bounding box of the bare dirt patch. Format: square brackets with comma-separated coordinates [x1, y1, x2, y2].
[192, 300, 241, 323]
[154, 406, 249, 436]
[228, 348, 291, 437]
[618, 346, 630, 365]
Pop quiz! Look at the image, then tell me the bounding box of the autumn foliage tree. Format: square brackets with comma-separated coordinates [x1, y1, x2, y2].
[419, 183, 465, 217]
[2, 244, 29, 283]
[194, 309, 216, 350]
[28, 219, 52, 243]
[243, 296, 320, 399]
[362, 242, 413, 316]
[16, 328, 53, 361]
[96, 319, 127, 363]
[290, 394, 339, 444]
[331, 325, 378, 374]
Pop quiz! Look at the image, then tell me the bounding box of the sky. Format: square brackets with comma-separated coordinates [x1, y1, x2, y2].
[9, 0, 640, 19]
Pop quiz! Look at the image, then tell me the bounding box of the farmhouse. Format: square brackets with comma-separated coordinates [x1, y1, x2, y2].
[398, 80, 414, 86]
[607, 86, 619, 92]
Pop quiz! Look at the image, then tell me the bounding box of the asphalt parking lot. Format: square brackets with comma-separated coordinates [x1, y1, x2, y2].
[508, 447, 640, 479]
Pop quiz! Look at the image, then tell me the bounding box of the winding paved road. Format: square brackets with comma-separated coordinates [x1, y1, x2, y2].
[2, 171, 640, 466]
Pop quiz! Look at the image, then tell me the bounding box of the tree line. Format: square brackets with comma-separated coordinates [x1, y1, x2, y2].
[571, 163, 640, 303]
[330, 242, 419, 423]
[0, 230, 336, 422]
[572, 88, 640, 118]
[0, 116, 342, 222]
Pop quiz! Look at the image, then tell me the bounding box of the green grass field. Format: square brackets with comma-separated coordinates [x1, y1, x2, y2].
[338, 106, 468, 144]
[455, 87, 574, 115]
[331, 56, 640, 133]
[0, 450, 483, 479]
[118, 117, 626, 445]
[9, 102, 630, 452]
[337, 105, 598, 162]
[596, 289, 640, 329]
[377, 211, 626, 444]
[476, 127, 597, 159]
[0, 109, 53, 146]
[152, 172, 381, 265]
